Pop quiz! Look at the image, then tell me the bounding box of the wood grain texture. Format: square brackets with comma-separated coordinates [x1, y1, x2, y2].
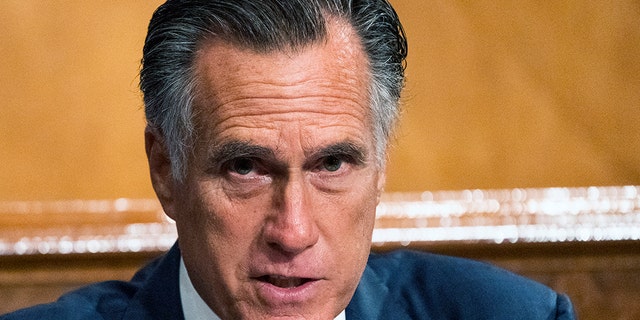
[1, 1, 639, 200]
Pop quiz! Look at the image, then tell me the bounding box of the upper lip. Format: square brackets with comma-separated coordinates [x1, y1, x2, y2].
[250, 266, 323, 288]
[249, 256, 325, 288]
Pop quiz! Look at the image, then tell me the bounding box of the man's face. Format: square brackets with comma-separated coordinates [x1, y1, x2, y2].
[148, 21, 384, 319]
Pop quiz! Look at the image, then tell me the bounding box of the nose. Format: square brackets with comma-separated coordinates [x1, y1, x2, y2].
[263, 174, 319, 255]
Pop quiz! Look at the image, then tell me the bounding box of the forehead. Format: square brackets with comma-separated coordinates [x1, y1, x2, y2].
[191, 19, 372, 127]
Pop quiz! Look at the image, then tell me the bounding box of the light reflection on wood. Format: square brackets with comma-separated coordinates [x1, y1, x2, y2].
[1, 186, 638, 256]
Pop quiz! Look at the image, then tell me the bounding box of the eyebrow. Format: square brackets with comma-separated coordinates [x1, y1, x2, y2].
[207, 140, 368, 169]
[208, 140, 276, 166]
[309, 141, 367, 165]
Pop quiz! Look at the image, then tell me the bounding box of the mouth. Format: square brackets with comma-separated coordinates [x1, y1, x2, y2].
[255, 275, 315, 288]
[251, 273, 323, 306]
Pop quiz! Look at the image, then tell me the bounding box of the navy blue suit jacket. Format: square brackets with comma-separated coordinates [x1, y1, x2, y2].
[2, 243, 575, 319]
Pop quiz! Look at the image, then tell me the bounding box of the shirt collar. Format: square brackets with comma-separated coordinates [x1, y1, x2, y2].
[179, 257, 346, 320]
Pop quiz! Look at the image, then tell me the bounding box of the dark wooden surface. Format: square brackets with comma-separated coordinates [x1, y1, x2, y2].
[2, 240, 639, 319]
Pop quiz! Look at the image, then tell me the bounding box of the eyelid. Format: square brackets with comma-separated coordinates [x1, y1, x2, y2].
[207, 141, 367, 175]
[207, 141, 278, 174]
[310, 143, 366, 167]
[224, 156, 290, 180]
[306, 154, 355, 176]
[322, 153, 353, 166]
[225, 156, 257, 171]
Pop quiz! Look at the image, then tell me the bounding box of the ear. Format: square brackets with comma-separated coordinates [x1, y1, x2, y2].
[145, 125, 178, 221]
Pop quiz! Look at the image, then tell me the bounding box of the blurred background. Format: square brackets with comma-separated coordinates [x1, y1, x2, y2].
[1, 1, 639, 200]
[1, 1, 639, 318]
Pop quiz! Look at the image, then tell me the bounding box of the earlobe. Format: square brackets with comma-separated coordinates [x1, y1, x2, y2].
[145, 126, 178, 220]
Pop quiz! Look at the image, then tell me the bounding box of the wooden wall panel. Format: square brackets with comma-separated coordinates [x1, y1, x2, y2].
[0, 1, 162, 201]
[1, 1, 639, 199]
[387, 0, 640, 191]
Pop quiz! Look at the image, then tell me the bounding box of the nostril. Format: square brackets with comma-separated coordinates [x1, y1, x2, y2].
[263, 212, 319, 254]
[264, 229, 317, 254]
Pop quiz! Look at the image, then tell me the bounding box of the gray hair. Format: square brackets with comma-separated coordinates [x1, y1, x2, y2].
[140, 0, 407, 181]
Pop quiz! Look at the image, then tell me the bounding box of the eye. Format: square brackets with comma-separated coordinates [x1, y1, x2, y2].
[230, 158, 255, 175]
[321, 155, 343, 172]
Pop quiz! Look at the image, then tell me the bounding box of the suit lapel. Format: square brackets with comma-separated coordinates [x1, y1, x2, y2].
[121, 243, 185, 319]
[346, 257, 409, 320]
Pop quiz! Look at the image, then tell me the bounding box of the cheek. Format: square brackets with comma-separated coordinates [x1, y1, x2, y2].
[176, 184, 270, 293]
[351, 181, 380, 253]
[176, 182, 262, 256]
[321, 179, 378, 249]
[326, 190, 377, 295]
[202, 193, 264, 243]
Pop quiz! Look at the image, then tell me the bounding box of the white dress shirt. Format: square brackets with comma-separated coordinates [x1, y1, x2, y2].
[179, 258, 346, 320]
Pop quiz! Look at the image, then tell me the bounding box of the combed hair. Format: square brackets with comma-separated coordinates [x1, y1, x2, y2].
[140, 0, 407, 181]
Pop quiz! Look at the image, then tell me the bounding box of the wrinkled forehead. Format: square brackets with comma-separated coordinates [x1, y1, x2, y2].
[190, 18, 372, 126]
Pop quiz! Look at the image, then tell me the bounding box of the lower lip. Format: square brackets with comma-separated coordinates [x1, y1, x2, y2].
[255, 279, 321, 306]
